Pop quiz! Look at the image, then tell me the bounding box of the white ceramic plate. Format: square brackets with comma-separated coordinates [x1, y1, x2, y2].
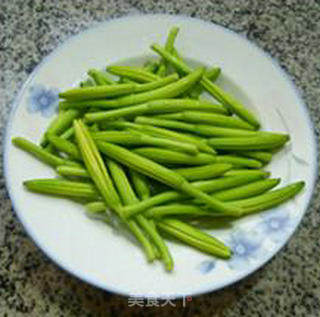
[4, 14, 317, 298]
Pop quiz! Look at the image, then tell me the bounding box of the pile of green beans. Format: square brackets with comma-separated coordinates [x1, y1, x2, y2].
[12, 26, 305, 272]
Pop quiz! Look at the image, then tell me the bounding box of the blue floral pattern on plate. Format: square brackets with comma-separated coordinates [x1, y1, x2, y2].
[257, 209, 293, 243]
[197, 260, 216, 274]
[196, 209, 294, 274]
[27, 84, 59, 117]
[227, 228, 264, 270]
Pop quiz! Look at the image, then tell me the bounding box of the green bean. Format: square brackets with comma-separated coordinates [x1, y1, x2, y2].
[43, 143, 58, 155]
[40, 109, 81, 147]
[60, 126, 75, 140]
[200, 77, 260, 127]
[237, 151, 273, 164]
[117, 71, 177, 86]
[146, 204, 213, 218]
[73, 120, 121, 209]
[90, 120, 215, 155]
[133, 74, 179, 93]
[117, 173, 267, 218]
[107, 160, 130, 186]
[171, 178, 280, 208]
[141, 220, 162, 259]
[224, 169, 270, 178]
[207, 134, 289, 151]
[85, 98, 227, 122]
[191, 173, 268, 193]
[215, 155, 262, 169]
[164, 27, 180, 54]
[47, 135, 81, 160]
[80, 78, 95, 87]
[130, 170, 151, 200]
[135, 116, 198, 132]
[23, 179, 99, 199]
[60, 74, 179, 110]
[150, 43, 192, 72]
[47, 110, 81, 136]
[131, 130, 198, 155]
[59, 83, 137, 101]
[160, 218, 229, 251]
[85, 201, 106, 213]
[60, 68, 203, 109]
[88, 69, 115, 86]
[206, 67, 222, 81]
[182, 217, 233, 230]
[189, 67, 221, 99]
[89, 123, 99, 132]
[99, 72, 117, 85]
[56, 165, 89, 178]
[196, 127, 288, 139]
[156, 111, 255, 130]
[12, 137, 75, 168]
[91, 130, 198, 155]
[88, 69, 107, 86]
[126, 218, 158, 262]
[74, 120, 158, 261]
[156, 65, 166, 77]
[147, 204, 226, 220]
[151, 43, 260, 128]
[146, 204, 230, 219]
[88, 69, 116, 85]
[123, 121, 215, 154]
[187, 86, 201, 100]
[193, 125, 259, 137]
[133, 147, 216, 165]
[85, 207, 111, 223]
[157, 221, 231, 258]
[183, 125, 257, 137]
[172, 47, 182, 60]
[45, 125, 76, 153]
[97, 142, 241, 215]
[40, 116, 60, 146]
[108, 160, 173, 269]
[107, 66, 161, 83]
[157, 26, 180, 76]
[108, 160, 162, 258]
[119, 77, 137, 84]
[133, 116, 285, 141]
[98, 142, 188, 188]
[143, 61, 159, 73]
[211, 178, 280, 201]
[107, 160, 158, 260]
[227, 181, 305, 215]
[173, 163, 232, 181]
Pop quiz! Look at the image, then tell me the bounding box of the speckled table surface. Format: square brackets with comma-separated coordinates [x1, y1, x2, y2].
[1, 0, 320, 316]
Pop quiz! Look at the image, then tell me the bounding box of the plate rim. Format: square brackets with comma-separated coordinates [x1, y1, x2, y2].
[3, 13, 318, 299]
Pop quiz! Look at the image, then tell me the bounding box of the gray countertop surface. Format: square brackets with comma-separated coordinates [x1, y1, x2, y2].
[1, 0, 320, 316]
